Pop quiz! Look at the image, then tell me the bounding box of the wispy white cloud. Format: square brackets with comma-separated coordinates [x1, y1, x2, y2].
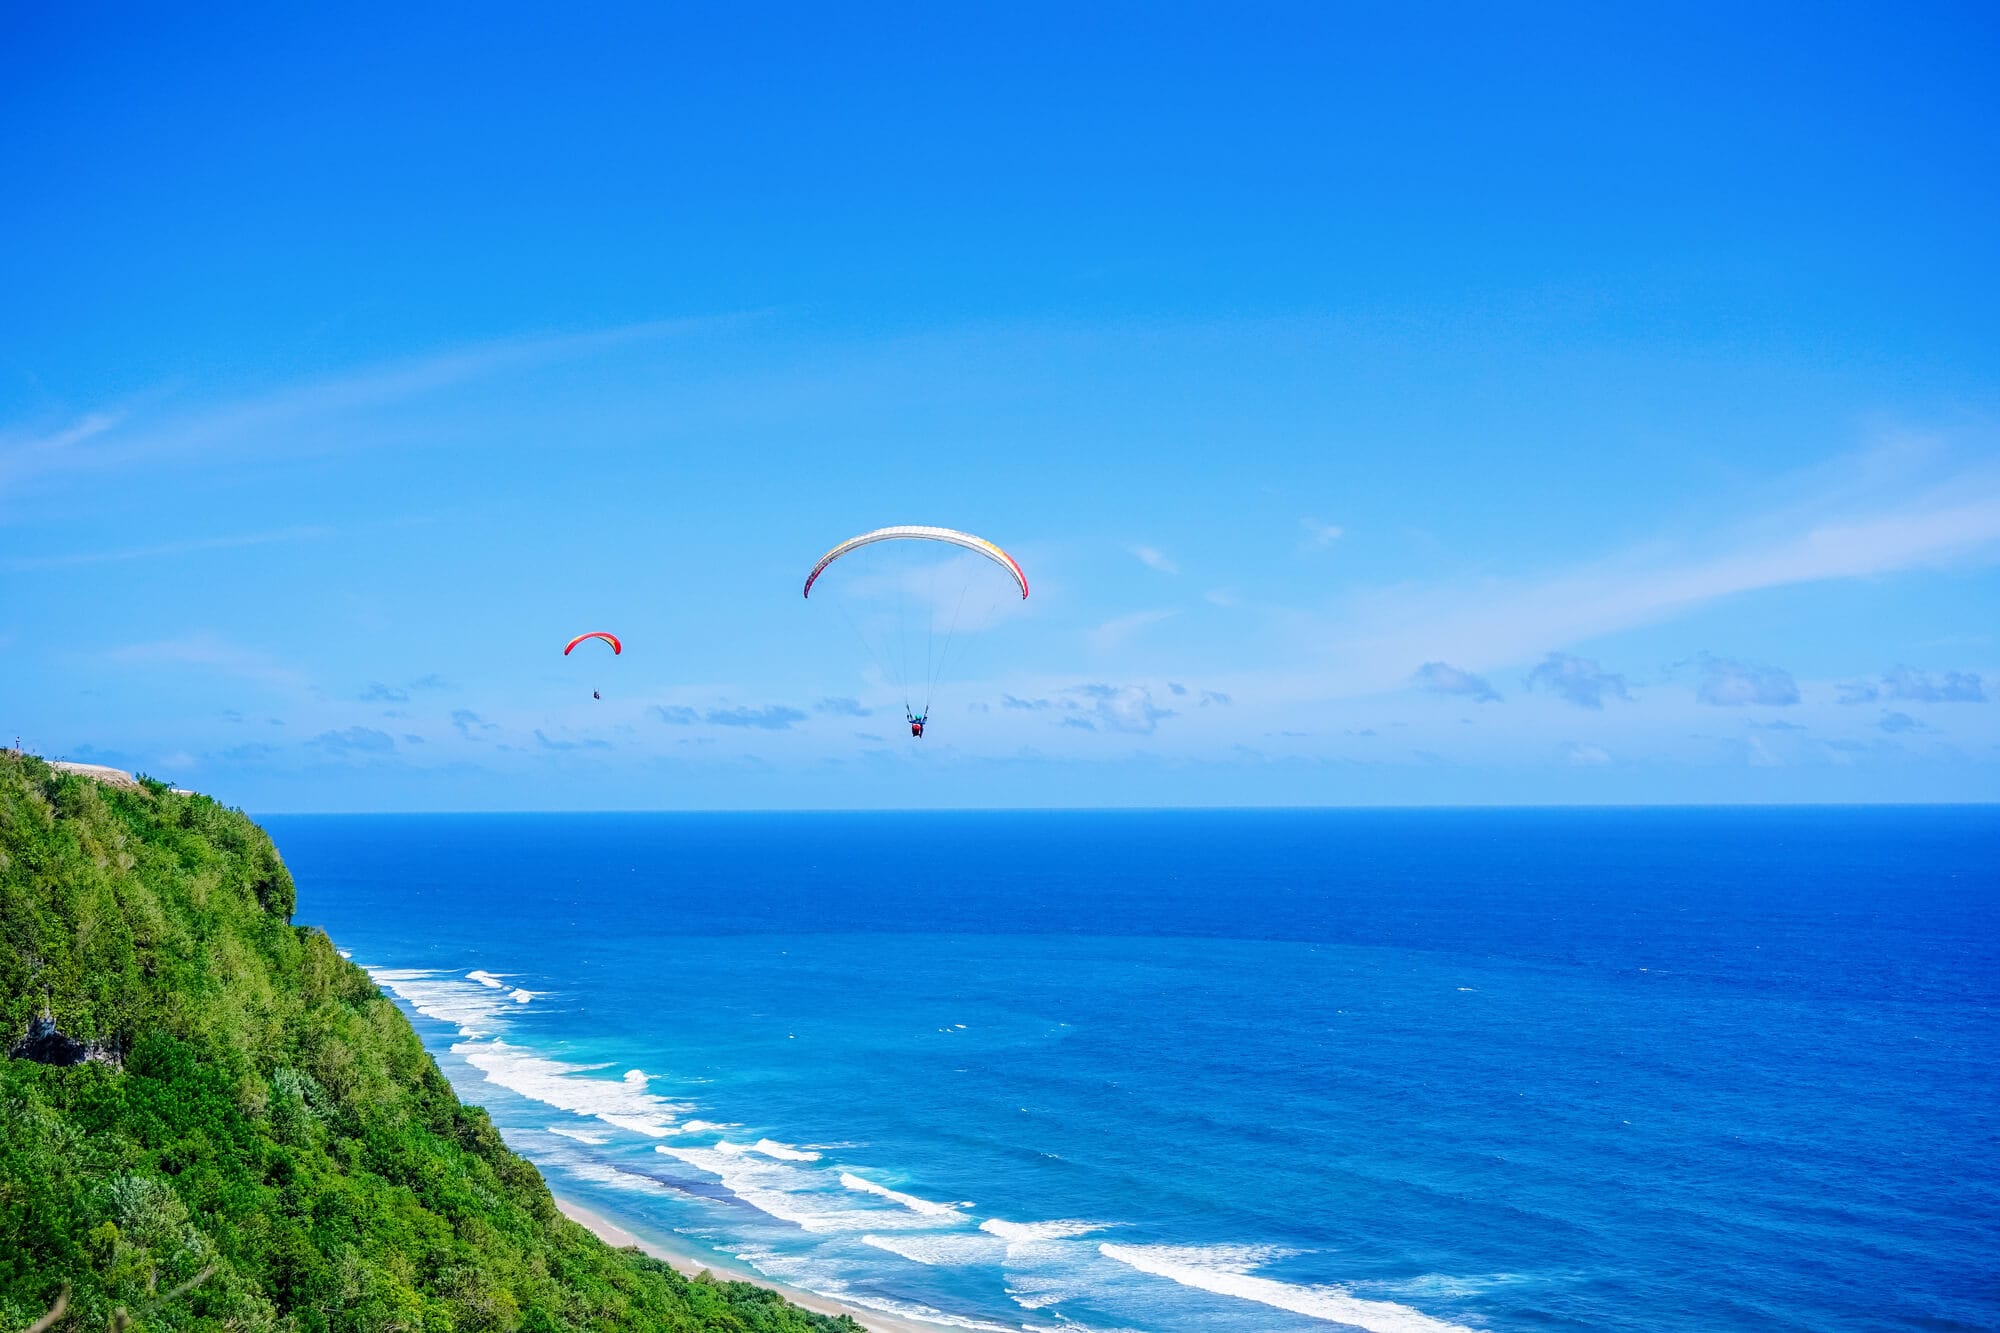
[0, 412, 121, 472]
[104, 633, 309, 689]
[1089, 608, 1179, 653]
[1746, 734, 1785, 767]
[451, 709, 498, 738]
[1314, 451, 2000, 697]
[982, 682, 1181, 735]
[1299, 518, 1343, 550]
[1689, 655, 1800, 707]
[1072, 684, 1176, 734]
[1525, 652, 1632, 709]
[2, 525, 334, 572]
[1838, 666, 1986, 705]
[1412, 661, 1501, 703]
[654, 703, 809, 730]
[535, 729, 613, 751]
[707, 705, 809, 730]
[308, 726, 396, 756]
[1130, 544, 1180, 574]
[0, 319, 716, 498]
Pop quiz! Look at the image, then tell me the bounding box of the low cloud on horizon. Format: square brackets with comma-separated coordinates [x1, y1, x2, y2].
[1412, 661, 1501, 704]
[1690, 655, 1801, 708]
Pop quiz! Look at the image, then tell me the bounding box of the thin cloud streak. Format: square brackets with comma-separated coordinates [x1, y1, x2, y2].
[0, 412, 122, 468]
[2, 525, 335, 572]
[103, 633, 311, 690]
[1161, 452, 2000, 712]
[1089, 608, 1180, 653]
[1335, 469, 2000, 694]
[0, 318, 725, 496]
[1299, 518, 1343, 550]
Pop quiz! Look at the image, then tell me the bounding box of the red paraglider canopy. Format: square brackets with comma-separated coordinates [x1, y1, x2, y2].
[563, 632, 622, 656]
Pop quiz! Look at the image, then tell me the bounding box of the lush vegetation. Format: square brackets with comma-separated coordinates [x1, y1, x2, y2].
[0, 751, 858, 1333]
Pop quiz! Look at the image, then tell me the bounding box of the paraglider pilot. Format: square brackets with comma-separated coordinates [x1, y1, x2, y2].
[908, 711, 926, 739]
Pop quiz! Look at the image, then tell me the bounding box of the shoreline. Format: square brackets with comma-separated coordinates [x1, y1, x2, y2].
[552, 1194, 950, 1333]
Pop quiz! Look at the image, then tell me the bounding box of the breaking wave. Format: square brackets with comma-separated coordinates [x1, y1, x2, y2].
[839, 1172, 968, 1216]
[719, 1138, 822, 1162]
[366, 966, 519, 1038]
[1097, 1243, 1478, 1333]
[452, 1039, 691, 1137]
[859, 1232, 1000, 1266]
[657, 1145, 937, 1235]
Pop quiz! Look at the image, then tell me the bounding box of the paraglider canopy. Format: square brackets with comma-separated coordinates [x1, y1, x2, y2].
[563, 632, 623, 656]
[804, 526, 1028, 735]
[804, 526, 1028, 600]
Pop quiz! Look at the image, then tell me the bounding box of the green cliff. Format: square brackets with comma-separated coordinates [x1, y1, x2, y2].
[0, 751, 857, 1333]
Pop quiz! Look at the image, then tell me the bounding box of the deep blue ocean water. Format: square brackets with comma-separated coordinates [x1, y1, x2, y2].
[269, 809, 2000, 1333]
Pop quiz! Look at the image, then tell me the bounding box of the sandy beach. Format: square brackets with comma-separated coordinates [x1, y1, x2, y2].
[553, 1194, 951, 1333]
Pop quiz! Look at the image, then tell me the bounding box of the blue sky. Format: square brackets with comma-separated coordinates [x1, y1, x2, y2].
[3, 5, 1997, 810]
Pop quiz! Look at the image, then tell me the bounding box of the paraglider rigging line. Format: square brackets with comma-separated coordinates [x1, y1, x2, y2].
[814, 541, 1018, 730]
[923, 561, 938, 709]
[923, 580, 972, 716]
[832, 597, 912, 718]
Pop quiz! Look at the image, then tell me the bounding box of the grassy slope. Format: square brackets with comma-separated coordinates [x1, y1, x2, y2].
[0, 752, 857, 1333]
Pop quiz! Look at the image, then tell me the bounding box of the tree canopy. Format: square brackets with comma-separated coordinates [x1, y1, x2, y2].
[0, 751, 857, 1333]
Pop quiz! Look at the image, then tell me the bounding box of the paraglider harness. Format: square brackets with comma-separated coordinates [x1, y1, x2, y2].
[908, 711, 926, 739]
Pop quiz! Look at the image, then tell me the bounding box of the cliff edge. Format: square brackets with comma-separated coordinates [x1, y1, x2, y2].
[0, 750, 858, 1332]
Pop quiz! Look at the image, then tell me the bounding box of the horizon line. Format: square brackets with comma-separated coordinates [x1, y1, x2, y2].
[250, 800, 2000, 816]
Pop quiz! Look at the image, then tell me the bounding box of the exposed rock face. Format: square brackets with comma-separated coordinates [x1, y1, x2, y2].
[8, 1011, 122, 1068]
[41, 760, 193, 796]
[46, 760, 141, 790]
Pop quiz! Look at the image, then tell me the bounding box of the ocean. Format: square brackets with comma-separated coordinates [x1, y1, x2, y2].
[268, 808, 2000, 1332]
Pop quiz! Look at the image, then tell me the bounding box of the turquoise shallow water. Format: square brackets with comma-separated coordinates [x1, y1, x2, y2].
[273, 809, 2000, 1332]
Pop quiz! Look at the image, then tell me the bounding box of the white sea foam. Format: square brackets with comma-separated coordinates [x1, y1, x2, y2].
[859, 1232, 998, 1266]
[840, 1172, 968, 1217]
[826, 1292, 1020, 1333]
[467, 969, 506, 988]
[656, 1146, 863, 1233]
[544, 1125, 611, 1145]
[1362, 1272, 1531, 1300]
[367, 966, 517, 1038]
[1098, 1243, 1478, 1333]
[734, 1239, 1035, 1333]
[1123, 1243, 1296, 1270]
[979, 1218, 1118, 1244]
[731, 1244, 1019, 1332]
[1005, 1274, 1080, 1310]
[452, 1039, 691, 1136]
[598, 1114, 679, 1138]
[738, 1138, 823, 1162]
[508, 988, 538, 1004]
[953, 1217, 1114, 1312]
[657, 1145, 936, 1234]
[552, 1156, 675, 1197]
[978, 1215, 1121, 1302]
[669, 1118, 733, 1135]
